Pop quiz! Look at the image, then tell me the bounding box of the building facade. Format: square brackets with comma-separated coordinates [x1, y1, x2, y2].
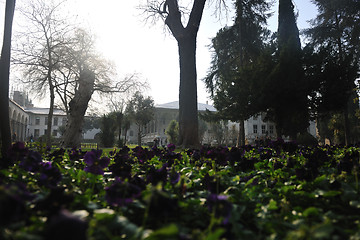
[125, 101, 317, 146]
[26, 107, 67, 140]
[9, 99, 28, 142]
[8, 91, 317, 145]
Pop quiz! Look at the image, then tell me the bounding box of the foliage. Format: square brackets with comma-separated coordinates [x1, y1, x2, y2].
[165, 120, 178, 144]
[263, 0, 309, 138]
[303, 0, 360, 144]
[204, 0, 273, 145]
[126, 92, 155, 146]
[3, 141, 360, 239]
[99, 114, 116, 148]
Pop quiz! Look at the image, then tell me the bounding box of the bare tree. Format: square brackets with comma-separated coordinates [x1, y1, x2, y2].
[57, 29, 146, 147]
[13, 1, 146, 148]
[0, 0, 16, 161]
[140, 0, 227, 148]
[12, 0, 74, 148]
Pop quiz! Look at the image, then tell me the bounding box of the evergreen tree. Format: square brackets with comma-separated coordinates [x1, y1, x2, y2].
[99, 114, 116, 148]
[304, 0, 360, 144]
[204, 0, 273, 146]
[126, 92, 155, 146]
[165, 120, 179, 144]
[264, 0, 309, 139]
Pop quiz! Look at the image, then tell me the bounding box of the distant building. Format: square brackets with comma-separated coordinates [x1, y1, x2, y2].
[8, 91, 317, 145]
[9, 99, 29, 142]
[25, 107, 67, 140]
[125, 101, 317, 146]
[125, 101, 217, 145]
[9, 91, 96, 142]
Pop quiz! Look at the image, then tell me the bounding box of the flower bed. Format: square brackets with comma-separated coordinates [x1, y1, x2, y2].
[1, 141, 360, 239]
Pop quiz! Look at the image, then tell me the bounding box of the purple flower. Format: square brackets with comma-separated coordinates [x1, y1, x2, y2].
[105, 178, 142, 207]
[19, 150, 43, 172]
[132, 146, 154, 162]
[109, 153, 133, 179]
[206, 194, 232, 224]
[147, 164, 168, 186]
[167, 143, 176, 152]
[169, 170, 181, 185]
[83, 150, 110, 175]
[7, 142, 28, 163]
[68, 148, 86, 162]
[38, 162, 62, 188]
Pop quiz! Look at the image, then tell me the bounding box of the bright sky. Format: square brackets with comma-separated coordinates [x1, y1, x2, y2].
[1, 0, 318, 108]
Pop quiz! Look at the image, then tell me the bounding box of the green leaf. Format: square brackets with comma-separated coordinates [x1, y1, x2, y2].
[322, 190, 341, 198]
[303, 207, 319, 218]
[144, 224, 178, 240]
[268, 199, 278, 211]
[204, 228, 226, 240]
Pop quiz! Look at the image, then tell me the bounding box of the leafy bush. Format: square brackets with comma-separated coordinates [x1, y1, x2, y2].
[1, 141, 360, 239]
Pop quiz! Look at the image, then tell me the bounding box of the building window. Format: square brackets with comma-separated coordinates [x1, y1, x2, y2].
[54, 117, 58, 126]
[52, 130, 57, 137]
[262, 125, 266, 134]
[44, 129, 47, 135]
[34, 129, 40, 138]
[130, 130, 134, 137]
[45, 117, 48, 125]
[253, 116, 258, 120]
[62, 117, 67, 126]
[253, 125, 258, 134]
[269, 125, 274, 134]
[35, 117, 40, 125]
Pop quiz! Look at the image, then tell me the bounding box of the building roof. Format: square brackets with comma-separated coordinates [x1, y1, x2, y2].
[155, 101, 216, 112]
[25, 107, 66, 116]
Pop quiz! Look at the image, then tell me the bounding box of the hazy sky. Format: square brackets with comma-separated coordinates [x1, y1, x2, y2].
[1, 0, 318, 108]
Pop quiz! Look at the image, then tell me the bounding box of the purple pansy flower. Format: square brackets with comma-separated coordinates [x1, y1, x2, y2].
[7, 142, 28, 163]
[147, 164, 168, 186]
[167, 143, 176, 152]
[19, 150, 43, 172]
[83, 150, 110, 175]
[105, 178, 142, 207]
[206, 194, 233, 224]
[38, 162, 62, 188]
[169, 170, 181, 185]
[68, 148, 86, 162]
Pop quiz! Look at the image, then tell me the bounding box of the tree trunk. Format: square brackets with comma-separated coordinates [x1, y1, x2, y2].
[137, 124, 141, 146]
[177, 36, 200, 148]
[237, 120, 245, 147]
[0, 0, 15, 160]
[164, 0, 206, 149]
[62, 68, 95, 148]
[46, 85, 55, 148]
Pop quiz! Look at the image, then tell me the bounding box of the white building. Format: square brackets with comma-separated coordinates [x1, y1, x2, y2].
[9, 99, 29, 141]
[128, 101, 217, 145]
[25, 107, 67, 140]
[125, 101, 317, 146]
[9, 91, 98, 142]
[8, 91, 317, 145]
